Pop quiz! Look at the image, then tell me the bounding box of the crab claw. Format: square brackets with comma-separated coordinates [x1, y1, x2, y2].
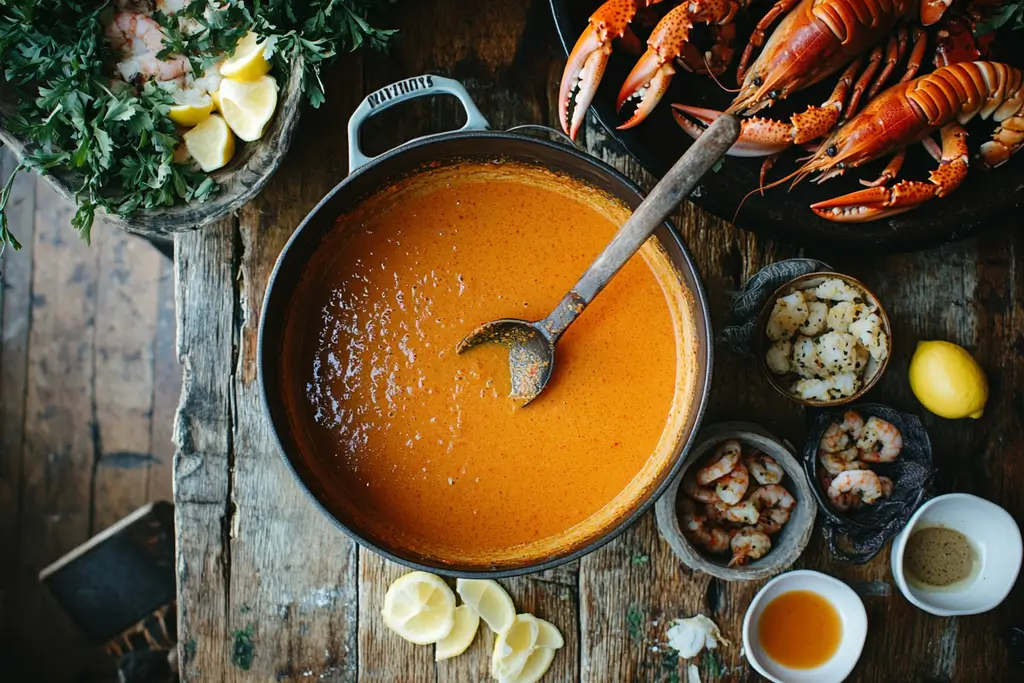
[810, 181, 938, 222]
[672, 105, 793, 157]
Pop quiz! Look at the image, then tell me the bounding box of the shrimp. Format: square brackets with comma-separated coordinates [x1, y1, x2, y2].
[799, 301, 829, 336]
[828, 470, 884, 505]
[749, 485, 796, 515]
[749, 484, 796, 534]
[766, 340, 792, 375]
[879, 475, 895, 498]
[106, 10, 191, 85]
[839, 411, 865, 440]
[849, 313, 889, 362]
[766, 292, 809, 341]
[745, 451, 784, 485]
[715, 461, 750, 506]
[681, 508, 731, 554]
[818, 447, 868, 476]
[712, 500, 760, 526]
[827, 372, 861, 398]
[856, 417, 903, 462]
[683, 473, 720, 504]
[814, 278, 862, 302]
[696, 440, 742, 485]
[819, 423, 850, 453]
[728, 527, 771, 566]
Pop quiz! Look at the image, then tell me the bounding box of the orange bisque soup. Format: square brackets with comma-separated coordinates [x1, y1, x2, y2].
[282, 161, 699, 567]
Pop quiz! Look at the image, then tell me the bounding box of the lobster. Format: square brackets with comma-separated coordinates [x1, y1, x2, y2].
[673, 0, 954, 162]
[557, 0, 750, 140]
[787, 61, 1024, 222]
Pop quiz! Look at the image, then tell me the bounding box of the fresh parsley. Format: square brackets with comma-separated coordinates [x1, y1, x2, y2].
[0, 0, 396, 249]
[976, 1, 1024, 34]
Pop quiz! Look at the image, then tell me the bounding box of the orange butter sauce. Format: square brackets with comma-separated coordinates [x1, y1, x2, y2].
[281, 162, 698, 567]
[758, 590, 843, 669]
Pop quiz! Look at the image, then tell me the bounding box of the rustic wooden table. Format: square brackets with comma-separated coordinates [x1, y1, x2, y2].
[172, 0, 1024, 680]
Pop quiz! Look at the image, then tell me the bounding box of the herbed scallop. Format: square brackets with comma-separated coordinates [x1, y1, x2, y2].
[764, 277, 887, 402]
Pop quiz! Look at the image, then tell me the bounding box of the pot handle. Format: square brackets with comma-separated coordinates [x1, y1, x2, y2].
[347, 75, 490, 173]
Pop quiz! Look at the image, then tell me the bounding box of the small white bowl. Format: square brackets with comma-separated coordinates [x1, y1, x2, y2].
[742, 570, 867, 683]
[890, 493, 1022, 616]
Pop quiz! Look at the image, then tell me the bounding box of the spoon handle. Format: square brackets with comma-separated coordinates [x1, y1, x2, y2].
[542, 114, 741, 341]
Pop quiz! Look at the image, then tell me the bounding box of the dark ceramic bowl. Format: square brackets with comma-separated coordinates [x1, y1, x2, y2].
[803, 403, 934, 563]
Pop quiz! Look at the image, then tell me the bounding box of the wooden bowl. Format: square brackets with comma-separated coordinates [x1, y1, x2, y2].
[754, 271, 892, 407]
[0, 58, 303, 239]
[655, 422, 816, 581]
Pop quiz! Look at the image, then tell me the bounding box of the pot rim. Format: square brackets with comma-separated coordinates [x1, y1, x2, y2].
[257, 129, 714, 577]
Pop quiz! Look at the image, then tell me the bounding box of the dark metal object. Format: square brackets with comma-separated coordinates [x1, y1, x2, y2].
[39, 502, 176, 647]
[259, 89, 715, 578]
[548, 0, 1024, 252]
[802, 404, 934, 563]
[457, 115, 739, 405]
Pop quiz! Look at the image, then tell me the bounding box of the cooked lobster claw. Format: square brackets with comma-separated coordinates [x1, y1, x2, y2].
[559, 0, 653, 140]
[617, 1, 741, 130]
[672, 105, 792, 157]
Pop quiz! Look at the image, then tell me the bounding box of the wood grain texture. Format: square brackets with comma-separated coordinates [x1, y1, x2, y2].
[0, 152, 34, 668]
[171, 0, 1024, 681]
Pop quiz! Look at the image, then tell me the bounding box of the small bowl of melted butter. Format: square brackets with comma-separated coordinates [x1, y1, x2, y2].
[891, 493, 1022, 616]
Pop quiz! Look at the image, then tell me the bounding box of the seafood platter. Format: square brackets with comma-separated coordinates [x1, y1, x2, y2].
[550, 0, 1024, 250]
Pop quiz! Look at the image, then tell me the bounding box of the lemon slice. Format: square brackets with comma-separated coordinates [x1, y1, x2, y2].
[219, 76, 279, 142]
[456, 578, 516, 635]
[535, 617, 564, 650]
[182, 114, 235, 172]
[492, 614, 559, 683]
[435, 604, 480, 661]
[169, 94, 214, 127]
[381, 571, 456, 645]
[219, 32, 271, 81]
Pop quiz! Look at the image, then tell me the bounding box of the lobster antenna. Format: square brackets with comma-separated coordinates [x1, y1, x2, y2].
[703, 56, 741, 93]
[731, 166, 807, 224]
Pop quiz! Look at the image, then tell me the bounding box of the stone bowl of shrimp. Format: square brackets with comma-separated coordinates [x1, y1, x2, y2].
[655, 422, 816, 582]
[803, 404, 934, 564]
[754, 272, 892, 407]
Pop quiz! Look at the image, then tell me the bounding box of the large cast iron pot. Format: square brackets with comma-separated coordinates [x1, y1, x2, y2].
[258, 75, 713, 577]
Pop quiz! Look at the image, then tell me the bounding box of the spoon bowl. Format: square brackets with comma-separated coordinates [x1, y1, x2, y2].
[457, 115, 740, 404]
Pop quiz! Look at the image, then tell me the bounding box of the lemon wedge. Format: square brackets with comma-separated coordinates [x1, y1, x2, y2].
[909, 340, 988, 419]
[435, 604, 480, 661]
[209, 89, 222, 113]
[182, 114, 235, 172]
[381, 571, 456, 645]
[169, 94, 214, 127]
[456, 578, 516, 635]
[219, 76, 279, 142]
[219, 32, 271, 81]
[491, 614, 561, 683]
[535, 617, 564, 649]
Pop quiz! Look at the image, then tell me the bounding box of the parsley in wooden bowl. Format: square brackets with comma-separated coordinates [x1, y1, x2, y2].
[0, 0, 396, 249]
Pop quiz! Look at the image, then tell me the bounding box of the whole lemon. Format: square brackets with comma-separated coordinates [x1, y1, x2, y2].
[908, 341, 988, 419]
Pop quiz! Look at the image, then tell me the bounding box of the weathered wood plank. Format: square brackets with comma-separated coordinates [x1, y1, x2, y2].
[14, 177, 105, 680]
[0, 152, 35, 668]
[148, 255, 180, 503]
[173, 217, 237, 681]
[91, 222, 163, 533]
[358, 553, 436, 683]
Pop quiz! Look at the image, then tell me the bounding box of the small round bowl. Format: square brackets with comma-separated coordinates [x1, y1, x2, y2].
[743, 570, 868, 683]
[891, 493, 1022, 616]
[655, 422, 815, 581]
[755, 272, 892, 407]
